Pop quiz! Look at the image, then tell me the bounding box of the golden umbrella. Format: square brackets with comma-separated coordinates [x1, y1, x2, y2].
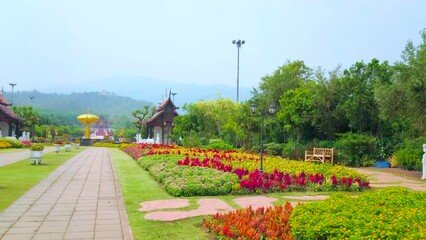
[77, 114, 99, 139]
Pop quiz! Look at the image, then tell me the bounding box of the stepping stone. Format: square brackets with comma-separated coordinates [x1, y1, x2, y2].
[144, 198, 233, 221]
[234, 196, 277, 208]
[139, 199, 189, 212]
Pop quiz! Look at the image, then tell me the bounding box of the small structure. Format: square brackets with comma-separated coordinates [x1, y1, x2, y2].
[0, 92, 24, 138]
[144, 95, 179, 144]
[91, 115, 113, 140]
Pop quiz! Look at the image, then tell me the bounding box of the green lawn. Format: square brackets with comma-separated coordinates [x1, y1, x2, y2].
[110, 149, 211, 240]
[0, 147, 86, 211]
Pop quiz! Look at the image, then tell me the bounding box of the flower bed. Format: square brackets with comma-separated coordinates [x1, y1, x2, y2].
[203, 187, 425, 239]
[204, 203, 295, 239]
[289, 187, 426, 239]
[121, 144, 369, 195]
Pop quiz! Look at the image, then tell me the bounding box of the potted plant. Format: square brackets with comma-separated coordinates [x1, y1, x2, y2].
[54, 140, 62, 154]
[64, 141, 72, 152]
[30, 143, 44, 165]
[73, 139, 80, 149]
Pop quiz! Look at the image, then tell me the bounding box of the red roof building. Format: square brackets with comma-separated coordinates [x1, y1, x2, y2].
[144, 95, 179, 144]
[0, 93, 24, 138]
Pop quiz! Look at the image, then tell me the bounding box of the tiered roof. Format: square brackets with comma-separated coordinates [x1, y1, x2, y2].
[144, 96, 179, 126]
[0, 93, 24, 122]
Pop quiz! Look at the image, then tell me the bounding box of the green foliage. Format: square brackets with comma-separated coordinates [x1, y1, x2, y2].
[173, 97, 249, 148]
[282, 141, 313, 160]
[290, 187, 426, 239]
[395, 136, 426, 171]
[263, 142, 282, 156]
[0, 138, 26, 148]
[335, 133, 378, 167]
[30, 143, 44, 151]
[206, 140, 234, 150]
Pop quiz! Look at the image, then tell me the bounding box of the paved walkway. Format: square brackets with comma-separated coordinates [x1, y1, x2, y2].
[0, 147, 56, 167]
[0, 147, 132, 240]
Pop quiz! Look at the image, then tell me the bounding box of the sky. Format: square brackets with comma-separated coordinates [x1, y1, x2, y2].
[0, 0, 425, 103]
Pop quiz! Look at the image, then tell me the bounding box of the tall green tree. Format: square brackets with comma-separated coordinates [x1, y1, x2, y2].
[12, 106, 41, 141]
[376, 30, 426, 136]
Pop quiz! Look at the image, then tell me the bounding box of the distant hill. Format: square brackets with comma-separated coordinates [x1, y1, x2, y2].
[9, 90, 154, 128]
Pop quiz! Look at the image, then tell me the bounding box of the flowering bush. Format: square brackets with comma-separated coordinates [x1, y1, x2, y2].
[0, 141, 12, 149]
[204, 202, 295, 239]
[290, 187, 426, 239]
[0, 138, 25, 148]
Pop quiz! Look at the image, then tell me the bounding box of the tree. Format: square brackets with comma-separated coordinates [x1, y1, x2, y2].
[12, 106, 41, 141]
[132, 106, 155, 137]
[376, 30, 426, 136]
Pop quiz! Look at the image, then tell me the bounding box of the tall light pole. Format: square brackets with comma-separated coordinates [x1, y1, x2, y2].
[232, 39, 245, 102]
[251, 103, 276, 174]
[9, 83, 17, 105]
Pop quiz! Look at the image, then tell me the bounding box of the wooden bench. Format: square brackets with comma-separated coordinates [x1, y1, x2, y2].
[305, 147, 334, 164]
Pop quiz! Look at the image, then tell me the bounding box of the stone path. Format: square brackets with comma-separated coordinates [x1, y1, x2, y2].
[0, 147, 56, 167]
[355, 168, 426, 191]
[0, 147, 132, 240]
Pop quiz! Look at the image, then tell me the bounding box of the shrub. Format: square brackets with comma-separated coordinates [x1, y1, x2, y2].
[0, 142, 12, 149]
[290, 187, 426, 239]
[30, 143, 44, 151]
[395, 136, 426, 171]
[264, 142, 282, 156]
[334, 133, 378, 167]
[0, 138, 25, 148]
[282, 141, 314, 160]
[206, 140, 234, 150]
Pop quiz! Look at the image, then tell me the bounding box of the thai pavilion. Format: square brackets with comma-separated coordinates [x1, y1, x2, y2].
[144, 95, 179, 144]
[0, 92, 24, 138]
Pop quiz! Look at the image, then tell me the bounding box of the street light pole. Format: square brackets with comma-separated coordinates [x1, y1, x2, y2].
[9, 83, 17, 105]
[232, 39, 245, 102]
[251, 103, 276, 174]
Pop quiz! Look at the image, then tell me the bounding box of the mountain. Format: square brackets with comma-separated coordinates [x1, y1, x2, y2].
[9, 90, 153, 128]
[34, 76, 253, 108]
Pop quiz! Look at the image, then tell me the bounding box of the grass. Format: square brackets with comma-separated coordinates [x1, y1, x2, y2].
[110, 149, 210, 240]
[0, 147, 86, 211]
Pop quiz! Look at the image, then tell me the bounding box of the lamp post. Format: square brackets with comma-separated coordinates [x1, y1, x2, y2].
[251, 103, 276, 174]
[232, 39, 245, 102]
[9, 83, 17, 105]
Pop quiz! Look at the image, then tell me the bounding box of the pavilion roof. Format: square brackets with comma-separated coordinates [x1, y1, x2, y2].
[144, 96, 179, 125]
[0, 104, 25, 122]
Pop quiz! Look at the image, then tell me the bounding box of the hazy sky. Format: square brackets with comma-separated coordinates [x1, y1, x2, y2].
[0, 1, 425, 98]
